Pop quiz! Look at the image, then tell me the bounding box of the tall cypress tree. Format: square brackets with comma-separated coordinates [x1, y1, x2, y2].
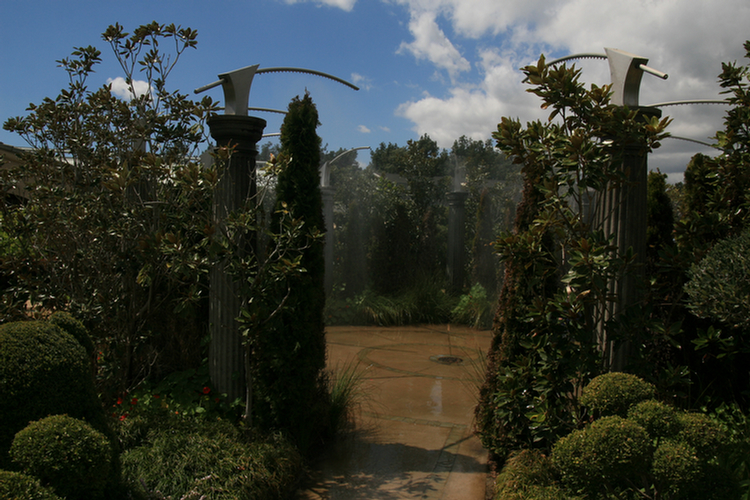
[251, 92, 328, 451]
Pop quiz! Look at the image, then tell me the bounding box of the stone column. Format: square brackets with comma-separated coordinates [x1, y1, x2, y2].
[321, 185, 335, 294]
[446, 191, 469, 292]
[207, 114, 266, 402]
[595, 106, 661, 371]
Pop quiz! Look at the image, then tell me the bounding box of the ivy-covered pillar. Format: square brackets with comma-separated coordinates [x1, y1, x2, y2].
[207, 114, 266, 402]
[596, 106, 661, 371]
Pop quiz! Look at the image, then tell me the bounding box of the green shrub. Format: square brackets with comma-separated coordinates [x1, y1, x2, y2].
[48, 311, 95, 360]
[0, 319, 111, 468]
[551, 416, 651, 496]
[0, 470, 63, 500]
[10, 415, 113, 500]
[677, 411, 726, 458]
[452, 283, 493, 329]
[580, 372, 656, 417]
[685, 228, 750, 330]
[120, 415, 303, 499]
[628, 399, 680, 440]
[651, 440, 701, 498]
[495, 449, 559, 498]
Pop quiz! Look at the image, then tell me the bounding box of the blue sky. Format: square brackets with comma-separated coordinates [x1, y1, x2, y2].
[2, 0, 749, 182]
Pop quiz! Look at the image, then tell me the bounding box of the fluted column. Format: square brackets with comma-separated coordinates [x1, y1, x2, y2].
[207, 114, 266, 402]
[447, 191, 469, 292]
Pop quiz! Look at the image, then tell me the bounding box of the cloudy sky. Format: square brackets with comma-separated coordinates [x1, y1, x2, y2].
[1, 0, 749, 182]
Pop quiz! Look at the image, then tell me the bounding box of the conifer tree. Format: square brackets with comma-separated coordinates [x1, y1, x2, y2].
[250, 92, 328, 450]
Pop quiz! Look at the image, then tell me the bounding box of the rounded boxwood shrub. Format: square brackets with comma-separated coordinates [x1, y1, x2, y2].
[0, 470, 63, 500]
[677, 411, 726, 458]
[651, 439, 701, 498]
[551, 416, 651, 495]
[48, 311, 95, 360]
[495, 450, 579, 500]
[10, 415, 112, 500]
[627, 399, 680, 440]
[580, 372, 656, 417]
[0, 319, 110, 468]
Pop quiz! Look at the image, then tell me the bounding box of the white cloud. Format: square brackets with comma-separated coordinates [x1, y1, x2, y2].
[397, 10, 470, 79]
[358, 124, 371, 133]
[351, 73, 372, 91]
[392, 0, 750, 179]
[107, 77, 151, 100]
[282, 0, 356, 11]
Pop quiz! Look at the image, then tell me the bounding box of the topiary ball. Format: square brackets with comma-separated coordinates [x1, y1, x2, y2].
[0, 470, 63, 500]
[677, 411, 726, 458]
[628, 399, 680, 440]
[651, 440, 701, 498]
[0, 319, 110, 468]
[10, 415, 112, 500]
[580, 372, 656, 417]
[551, 416, 651, 495]
[48, 311, 95, 360]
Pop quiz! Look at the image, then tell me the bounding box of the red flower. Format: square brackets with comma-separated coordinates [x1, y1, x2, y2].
[202, 386, 211, 395]
[116, 397, 123, 406]
[153, 394, 160, 398]
[130, 397, 138, 406]
[119, 414, 128, 421]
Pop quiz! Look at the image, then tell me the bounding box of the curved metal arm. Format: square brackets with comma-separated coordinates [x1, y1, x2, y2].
[545, 49, 667, 106]
[319, 146, 370, 187]
[195, 65, 359, 116]
[256, 67, 359, 91]
[645, 99, 730, 107]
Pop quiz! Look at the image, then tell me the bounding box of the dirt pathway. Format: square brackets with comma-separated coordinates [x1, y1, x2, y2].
[298, 324, 492, 499]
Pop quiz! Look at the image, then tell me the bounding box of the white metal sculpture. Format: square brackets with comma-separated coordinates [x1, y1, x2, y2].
[195, 65, 359, 116]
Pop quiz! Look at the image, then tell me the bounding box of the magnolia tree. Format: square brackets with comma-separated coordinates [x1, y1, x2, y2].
[475, 56, 670, 456]
[0, 23, 311, 406]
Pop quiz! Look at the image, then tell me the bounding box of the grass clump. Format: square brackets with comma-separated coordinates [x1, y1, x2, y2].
[325, 359, 368, 437]
[120, 412, 302, 499]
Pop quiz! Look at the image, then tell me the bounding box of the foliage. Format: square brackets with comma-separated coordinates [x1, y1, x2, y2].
[646, 170, 675, 272]
[471, 188, 501, 298]
[336, 277, 454, 326]
[552, 416, 652, 497]
[110, 364, 244, 423]
[247, 92, 329, 452]
[707, 403, 750, 498]
[10, 415, 113, 500]
[325, 359, 369, 436]
[659, 41, 750, 409]
[369, 136, 450, 292]
[0, 319, 111, 468]
[475, 55, 670, 457]
[48, 310, 95, 362]
[451, 282, 493, 329]
[650, 440, 701, 498]
[685, 228, 750, 330]
[494, 450, 576, 500]
[0, 470, 63, 500]
[119, 413, 302, 500]
[541, 374, 738, 499]
[0, 22, 218, 395]
[580, 372, 656, 418]
[627, 399, 679, 441]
